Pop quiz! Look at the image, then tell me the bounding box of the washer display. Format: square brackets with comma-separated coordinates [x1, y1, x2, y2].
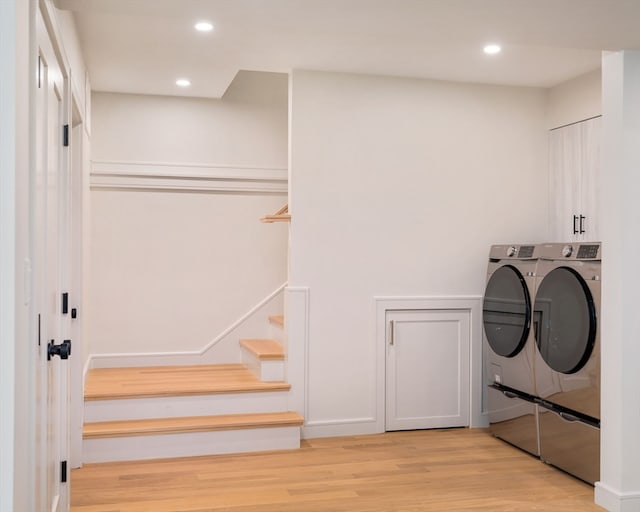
[533, 242, 601, 484]
[483, 244, 541, 457]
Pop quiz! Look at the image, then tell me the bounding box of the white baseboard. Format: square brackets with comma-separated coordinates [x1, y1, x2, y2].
[595, 482, 640, 512]
[302, 417, 379, 439]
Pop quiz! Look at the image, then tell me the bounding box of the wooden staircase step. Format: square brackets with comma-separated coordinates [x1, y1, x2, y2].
[269, 315, 284, 327]
[84, 363, 290, 401]
[260, 203, 290, 223]
[84, 411, 304, 439]
[239, 339, 285, 361]
[82, 411, 304, 462]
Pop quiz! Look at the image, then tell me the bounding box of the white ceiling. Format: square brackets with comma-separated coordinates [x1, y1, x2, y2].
[57, 0, 640, 99]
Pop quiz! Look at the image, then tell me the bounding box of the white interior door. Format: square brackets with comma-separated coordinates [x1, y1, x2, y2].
[36, 10, 71, 511]
[385, 309, 470, 431]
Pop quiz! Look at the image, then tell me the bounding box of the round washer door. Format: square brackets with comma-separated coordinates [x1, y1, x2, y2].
[483, 265, 531, 357]
[533, 267, 597, 374]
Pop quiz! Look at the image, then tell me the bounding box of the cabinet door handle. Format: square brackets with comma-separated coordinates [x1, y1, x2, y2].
[579, 215, 586, 234]
[573, 215, 579, 235]
[389, 320, 395, 346]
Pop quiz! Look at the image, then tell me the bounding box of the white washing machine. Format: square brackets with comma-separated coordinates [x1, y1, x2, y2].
[483, 244, 541, 457]
[533, 242, 601, 484]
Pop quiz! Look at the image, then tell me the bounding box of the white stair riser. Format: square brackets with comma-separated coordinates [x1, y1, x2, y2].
[241, 351, 285, 382]
[84, 391, 289, 422]
[83, 426, 301, 463]
[268, 323, 284, 344]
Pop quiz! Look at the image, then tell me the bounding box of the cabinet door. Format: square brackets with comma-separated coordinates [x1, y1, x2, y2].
[385, 309, 470, 431]
[548, 117, 601, 242]
[549, 122, 582, 242]
[580, 117, 601, 241]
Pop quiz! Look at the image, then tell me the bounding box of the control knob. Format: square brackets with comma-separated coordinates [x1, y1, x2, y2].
[506, 246, 517, 257]
[562, 245, 573, 258]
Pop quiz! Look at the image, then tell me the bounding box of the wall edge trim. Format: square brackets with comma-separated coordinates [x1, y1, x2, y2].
[87, 283, 287, 368]
[90, 160, 288, 193]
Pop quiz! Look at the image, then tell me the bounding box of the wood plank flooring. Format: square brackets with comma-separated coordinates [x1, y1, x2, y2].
[71, 428, 605, 512]
[84, 364, 290, 400]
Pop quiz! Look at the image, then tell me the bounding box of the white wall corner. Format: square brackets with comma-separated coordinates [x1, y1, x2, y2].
[284, 286, 309, 422]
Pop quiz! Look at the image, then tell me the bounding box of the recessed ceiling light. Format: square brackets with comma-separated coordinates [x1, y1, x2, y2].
[195, 21, 214, 32]
[176, 78, 191, 87]
[483, 44, 502, 55]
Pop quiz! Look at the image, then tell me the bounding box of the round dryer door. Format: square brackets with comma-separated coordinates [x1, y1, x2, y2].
[533, 267, 597, 374]
[483, 265, 531, 357]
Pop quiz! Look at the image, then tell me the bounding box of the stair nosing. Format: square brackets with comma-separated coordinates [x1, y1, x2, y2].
[84, 382, 291, 401]
[239, 338, 285, 361]
[83, 412, 304, 439]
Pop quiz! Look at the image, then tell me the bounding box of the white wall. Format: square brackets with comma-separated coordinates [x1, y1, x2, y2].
[88, 72, 289, 358]
[289, 70, 548, 436]
[0, 0, 28, 509]
[91, 72, 287, 166]
[90, 191, 287, 354]
[547, 69, 602, 129]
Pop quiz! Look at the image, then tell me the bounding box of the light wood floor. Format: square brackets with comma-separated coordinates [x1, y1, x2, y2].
[71, 429, 605, 512]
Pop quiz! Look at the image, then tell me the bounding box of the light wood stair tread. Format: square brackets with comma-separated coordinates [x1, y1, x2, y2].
[261, 204, 290, 223]
[83, 411, 304, 439]
[84, 363, 290, 401]
[239, 339, 285, 361]
[268, 315, 284, 327]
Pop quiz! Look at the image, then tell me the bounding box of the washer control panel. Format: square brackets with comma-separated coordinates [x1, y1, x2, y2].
[577, 244, 600, 259]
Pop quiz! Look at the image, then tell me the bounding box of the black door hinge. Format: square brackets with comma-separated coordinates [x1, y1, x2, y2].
[62, 292, 69, 315]
[61, 460, 67, 483]
[63, 124, 69, 147]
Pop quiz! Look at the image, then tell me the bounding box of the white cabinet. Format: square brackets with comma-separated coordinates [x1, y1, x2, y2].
[549, 116, 601, 242]
[385, 309, 470, 431]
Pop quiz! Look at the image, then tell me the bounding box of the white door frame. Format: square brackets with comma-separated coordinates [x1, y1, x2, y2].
[374, 295, 485, 432]
[69, 94, 85, 468]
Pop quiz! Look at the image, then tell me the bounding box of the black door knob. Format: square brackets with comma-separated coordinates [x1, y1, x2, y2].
[48, 339, 71, 361]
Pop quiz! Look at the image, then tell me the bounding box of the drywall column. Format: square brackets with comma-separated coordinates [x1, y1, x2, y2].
[0, 0, 18, 508]
[0, 0, 33, 510]
[595, 50, 640, 512]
